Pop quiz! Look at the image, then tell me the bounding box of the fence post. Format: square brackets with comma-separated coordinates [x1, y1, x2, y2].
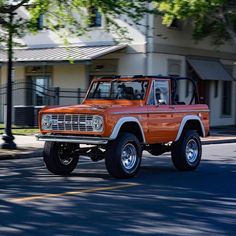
[78, 88, 81, 104]
[54, 87, 60, 105]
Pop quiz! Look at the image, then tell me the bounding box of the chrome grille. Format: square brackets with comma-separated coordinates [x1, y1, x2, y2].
[51, 114, 94, 132]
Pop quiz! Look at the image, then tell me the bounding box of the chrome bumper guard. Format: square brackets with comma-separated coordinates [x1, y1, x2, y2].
[36, 134, 109, 145]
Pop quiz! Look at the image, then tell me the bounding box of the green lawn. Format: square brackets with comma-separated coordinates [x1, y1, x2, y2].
[0, 124, 39, 135]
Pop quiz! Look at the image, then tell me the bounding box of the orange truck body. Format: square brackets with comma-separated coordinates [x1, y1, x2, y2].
[38, 77, 209, 145]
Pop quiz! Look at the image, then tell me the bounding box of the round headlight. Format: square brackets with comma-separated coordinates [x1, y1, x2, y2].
[42, 114, 52, 130]
[92, 115, 103, 131]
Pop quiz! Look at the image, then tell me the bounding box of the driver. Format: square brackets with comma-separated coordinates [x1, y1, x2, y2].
[116, 84, 126, 99]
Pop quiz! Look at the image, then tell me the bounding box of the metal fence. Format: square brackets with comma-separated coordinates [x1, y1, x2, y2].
[0, 80, 87, 105]
[0, 80, 87, 126]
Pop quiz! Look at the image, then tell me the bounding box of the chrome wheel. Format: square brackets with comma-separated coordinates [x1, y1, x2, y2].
[105, 132, 142, 179]
[171, 130, 202, 171]
[43, 142, 79, 175]
[59, 156, 73, 166]
[186, 139, 199, 164]
[121, 143, 137, 170]
[58, 144, 74, 166]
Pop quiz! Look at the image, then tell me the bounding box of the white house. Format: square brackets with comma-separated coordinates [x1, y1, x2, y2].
[0, 7, 235, 127]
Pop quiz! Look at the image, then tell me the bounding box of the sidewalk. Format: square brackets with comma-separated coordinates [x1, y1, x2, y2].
[0, 126, 236, 160]
[0, 135, 44, 160]
[203, 125, 236, 144]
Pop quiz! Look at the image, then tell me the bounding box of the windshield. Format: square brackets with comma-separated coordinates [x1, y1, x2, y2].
[87, 80, 149, 100]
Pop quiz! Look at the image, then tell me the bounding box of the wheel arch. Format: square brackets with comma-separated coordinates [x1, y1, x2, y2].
[175, 115, 205, 141]
[109, 117, 146, 143]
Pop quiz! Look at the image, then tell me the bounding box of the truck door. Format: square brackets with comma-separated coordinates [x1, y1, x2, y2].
[147, 79, 177, 143]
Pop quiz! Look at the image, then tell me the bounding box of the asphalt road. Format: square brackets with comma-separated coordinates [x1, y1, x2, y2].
[0, 143, 235, 236]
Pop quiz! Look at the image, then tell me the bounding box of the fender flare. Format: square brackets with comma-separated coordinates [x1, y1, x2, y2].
[175, 115, 205, 141]
[109, 117, 146, 143]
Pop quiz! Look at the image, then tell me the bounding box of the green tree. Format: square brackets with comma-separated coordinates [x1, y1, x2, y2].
[0, 0, 149, 149]
[0, 0, 149, 43]
[29, 0, 150, 42]
[154, 0, 236, 45]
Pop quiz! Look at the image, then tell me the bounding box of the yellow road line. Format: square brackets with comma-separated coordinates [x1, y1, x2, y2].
[7, 183, 141, 203]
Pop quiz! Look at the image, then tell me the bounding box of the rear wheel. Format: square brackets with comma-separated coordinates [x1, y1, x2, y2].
[105, 132, 142, 179]
[43, 142, 79, 175]
[171, 130, 202, 171]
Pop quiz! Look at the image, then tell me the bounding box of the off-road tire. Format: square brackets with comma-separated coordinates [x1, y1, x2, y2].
[171, 130, 202, 171]
[43, 142, 79, 175]
[105, 132, 142, 179]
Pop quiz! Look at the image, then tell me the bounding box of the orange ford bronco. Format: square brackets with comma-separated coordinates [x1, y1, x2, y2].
[36, 76, 209, 179]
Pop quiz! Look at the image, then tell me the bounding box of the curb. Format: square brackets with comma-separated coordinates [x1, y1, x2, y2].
[0, 138, 236, 161]
[0, 150, 43, 161]
[202, 139, 236, 145]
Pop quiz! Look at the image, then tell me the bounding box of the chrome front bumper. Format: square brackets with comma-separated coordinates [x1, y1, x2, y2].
[36, 134, 109, 145]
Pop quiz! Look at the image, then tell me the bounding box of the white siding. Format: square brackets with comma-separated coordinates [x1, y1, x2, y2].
[153, 16, 236, 53]
[209, 81, 236, 126]
[150, 53, 186, 76]
[53, 64, 87, 105]
[118, 53, 146, 75]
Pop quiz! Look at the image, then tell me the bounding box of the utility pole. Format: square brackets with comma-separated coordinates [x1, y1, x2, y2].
[144, 1, 153, 76]
[2, 12, 16, 149]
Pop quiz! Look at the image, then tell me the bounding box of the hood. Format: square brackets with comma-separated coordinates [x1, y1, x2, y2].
[39, 100, 145, 115]
[40, 104, 110, 114]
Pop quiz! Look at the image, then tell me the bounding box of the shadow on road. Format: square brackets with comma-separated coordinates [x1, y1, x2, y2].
[0, 152, 235, 235]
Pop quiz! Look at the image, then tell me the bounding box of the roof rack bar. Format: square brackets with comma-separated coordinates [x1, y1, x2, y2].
[133, 75, 144, 78]
[98, 75, 197, 82]
[99, 75, 121, 79]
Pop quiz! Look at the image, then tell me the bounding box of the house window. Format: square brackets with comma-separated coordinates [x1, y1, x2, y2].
[34, 76, 50, 106]
[26, 76, 51, 106]
[89, 7, 102, 27]
[222, 81, 232, 116]
[25, 66, 52, 106]
[90, 59, 118, 75]
[168, 59, 181, 77]
[37, 14, 44, 30]
[25, 4, 44, 30]
[214, 80, 218, 98]
[185, 80, 190, 97]
[168, 59, 182, 100]
[168, 19, 182, 30]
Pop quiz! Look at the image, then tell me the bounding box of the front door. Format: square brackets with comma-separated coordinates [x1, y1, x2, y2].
[26, 76, 50, 106]
[198, 80, 210, 105]
[147, 79, 176, 143]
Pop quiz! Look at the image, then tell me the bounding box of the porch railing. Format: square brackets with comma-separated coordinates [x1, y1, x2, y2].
[0, 80, 87, 126]
[0, 80, 87, 106]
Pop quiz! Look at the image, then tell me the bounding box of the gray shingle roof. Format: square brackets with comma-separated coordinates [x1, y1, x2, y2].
[0, 45, 126, 63]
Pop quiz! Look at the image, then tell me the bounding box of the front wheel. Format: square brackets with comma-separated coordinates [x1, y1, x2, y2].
[171, 130, 202, 171]
[105, 132, 142, 179]
[43, 142, 79, 175]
